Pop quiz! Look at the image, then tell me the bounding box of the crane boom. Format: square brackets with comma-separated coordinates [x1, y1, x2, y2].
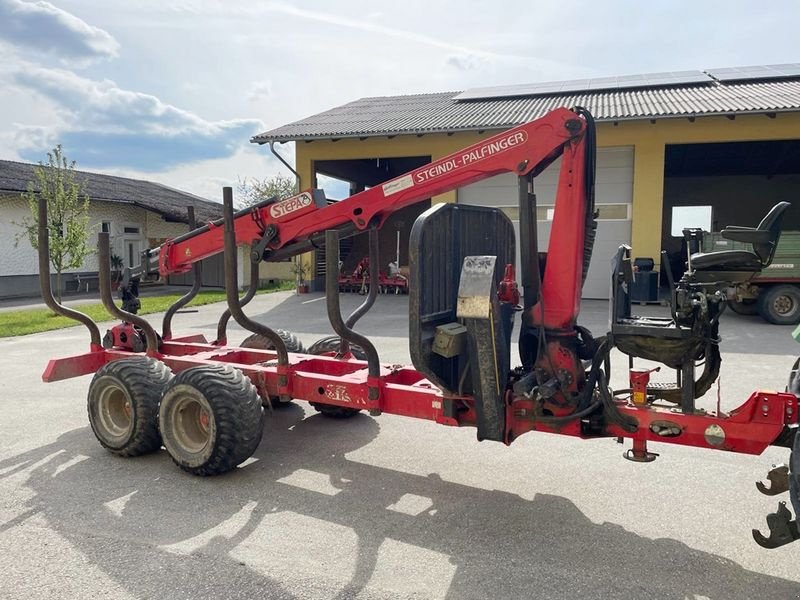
[149, 107, 586, 279]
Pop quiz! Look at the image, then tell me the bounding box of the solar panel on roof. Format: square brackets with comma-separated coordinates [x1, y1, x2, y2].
[707, 64, 800, 82]
[454, 70, 711, 101]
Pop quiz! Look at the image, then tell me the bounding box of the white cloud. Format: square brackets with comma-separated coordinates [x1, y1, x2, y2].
[247, 80, 273, 103]
[8, 64, 263, 171]
[0, 0, 119, 65]
[446, 53, 485, 72]
[100, 144, 293, 201]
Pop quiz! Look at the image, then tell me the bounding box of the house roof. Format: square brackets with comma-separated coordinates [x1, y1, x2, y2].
[0, 159, 221, 224]
[252, 66, 800, 143]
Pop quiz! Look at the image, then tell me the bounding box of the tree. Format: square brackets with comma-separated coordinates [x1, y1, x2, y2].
[15, 145, 92, 302]
[237, 173, 298, 207]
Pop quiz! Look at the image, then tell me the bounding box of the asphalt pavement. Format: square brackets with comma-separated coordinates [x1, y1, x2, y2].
[1, 291, 799, 599]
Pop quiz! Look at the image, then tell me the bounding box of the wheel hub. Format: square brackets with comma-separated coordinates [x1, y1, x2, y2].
[774, 295, 796, 316]
[97, 384, 133, 440]
[172, 395, 213, 453]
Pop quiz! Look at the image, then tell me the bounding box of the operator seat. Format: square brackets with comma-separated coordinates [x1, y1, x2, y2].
[689, 201, 790, 274]
[609, 201, 791, 412]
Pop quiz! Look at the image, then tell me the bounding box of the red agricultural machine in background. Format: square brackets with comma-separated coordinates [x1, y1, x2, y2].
[37, 107, 800, 548]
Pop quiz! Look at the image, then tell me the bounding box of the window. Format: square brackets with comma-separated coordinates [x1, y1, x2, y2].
[123, 226, 141, 234]
[596, 204, 630, 220]
[671, 205, 712, 237]
[101, 221, 111, 233]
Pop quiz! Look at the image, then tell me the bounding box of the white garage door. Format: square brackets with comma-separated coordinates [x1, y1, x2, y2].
[458, 146, 634, 299]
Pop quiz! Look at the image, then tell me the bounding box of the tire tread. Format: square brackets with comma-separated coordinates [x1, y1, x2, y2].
[161, 364, 263, 476]
[88, 357, 171, 457]
[240, 330, 305, 353]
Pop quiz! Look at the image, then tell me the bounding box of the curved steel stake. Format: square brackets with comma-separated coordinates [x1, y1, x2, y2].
[37, 197, 102, 348]
[221, 187, 290, 401]
[214, 259, 259, 345]
[98, 232, 159, 354]
[340, 228, 380, 355]
[325, 229, 381, 410]
[162, 206, 202, 340]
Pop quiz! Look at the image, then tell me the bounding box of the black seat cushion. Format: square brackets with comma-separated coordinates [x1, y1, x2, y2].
[690, 250, 762, 271]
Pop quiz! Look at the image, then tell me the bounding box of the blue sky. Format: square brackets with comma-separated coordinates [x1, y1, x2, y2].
[1, 0, 799, 200]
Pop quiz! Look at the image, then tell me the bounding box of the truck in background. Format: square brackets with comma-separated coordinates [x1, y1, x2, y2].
[704, 231, 800, 324]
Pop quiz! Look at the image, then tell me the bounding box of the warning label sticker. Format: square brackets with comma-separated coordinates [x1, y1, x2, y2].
[382, 174, 414, 197]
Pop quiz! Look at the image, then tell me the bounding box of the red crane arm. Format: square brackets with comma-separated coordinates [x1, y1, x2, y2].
[155, 107, 588, 282]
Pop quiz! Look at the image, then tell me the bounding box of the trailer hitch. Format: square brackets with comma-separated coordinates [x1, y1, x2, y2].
[756, 464, 790, 496]
[752, 501, 800, 548]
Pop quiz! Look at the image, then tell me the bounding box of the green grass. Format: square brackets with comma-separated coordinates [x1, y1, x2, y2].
[0, 281, 294, 338]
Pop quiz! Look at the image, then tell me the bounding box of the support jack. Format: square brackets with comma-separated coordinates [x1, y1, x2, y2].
[623, 439, 658, 463]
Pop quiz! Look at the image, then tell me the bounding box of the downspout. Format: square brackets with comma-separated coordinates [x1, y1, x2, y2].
[268, 139, 312, 288]
[269, 140, 301, 189]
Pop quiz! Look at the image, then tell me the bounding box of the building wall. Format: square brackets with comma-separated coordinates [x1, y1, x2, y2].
[288, 111, 800, 275]
[0, 194, 190, 299]
[145, 211, 189, 242]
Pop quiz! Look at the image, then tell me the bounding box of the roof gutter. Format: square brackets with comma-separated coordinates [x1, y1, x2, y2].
[269, 140, 301, 190]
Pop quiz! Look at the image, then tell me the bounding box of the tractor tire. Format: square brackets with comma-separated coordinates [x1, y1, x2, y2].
[307, 335, 363, 418]
[240, 330, 304, 407]
[757, 285, 800, 325]
[240, 330, 306, 353]
[87, 357, 172, 456]
[728, 299, 759, 316]
[159, 364, 263, 476]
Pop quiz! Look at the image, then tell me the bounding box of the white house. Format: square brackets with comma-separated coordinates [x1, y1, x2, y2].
[0, 159, 222, 299]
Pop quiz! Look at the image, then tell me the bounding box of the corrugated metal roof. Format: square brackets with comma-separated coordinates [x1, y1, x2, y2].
[0, 159, 221, 223]
[253, 79, 800, 143]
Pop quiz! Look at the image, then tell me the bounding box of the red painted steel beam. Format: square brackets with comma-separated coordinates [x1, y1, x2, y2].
[42, 341, 796, 458]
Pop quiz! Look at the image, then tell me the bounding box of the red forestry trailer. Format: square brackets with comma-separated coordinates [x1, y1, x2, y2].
[36, 107, 800, 548]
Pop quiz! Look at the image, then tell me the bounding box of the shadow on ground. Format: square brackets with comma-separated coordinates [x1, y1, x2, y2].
[2, 406, 799, 600]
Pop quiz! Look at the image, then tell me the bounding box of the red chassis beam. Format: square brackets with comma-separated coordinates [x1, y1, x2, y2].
[43, 342, 796, 456]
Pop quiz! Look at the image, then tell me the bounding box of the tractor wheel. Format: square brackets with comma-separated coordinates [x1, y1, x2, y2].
[240, 330, 304, 407]
[757, 285, 800, 325]
[240, 329, 306, 353]
[307, 335, 363, 418]
[728, 299, 759, 316]
[159, 364, 263, 476]
[87, 357, 172, 456]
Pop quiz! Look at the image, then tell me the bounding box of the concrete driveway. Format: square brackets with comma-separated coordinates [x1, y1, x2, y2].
[1, 291, 799, 599]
